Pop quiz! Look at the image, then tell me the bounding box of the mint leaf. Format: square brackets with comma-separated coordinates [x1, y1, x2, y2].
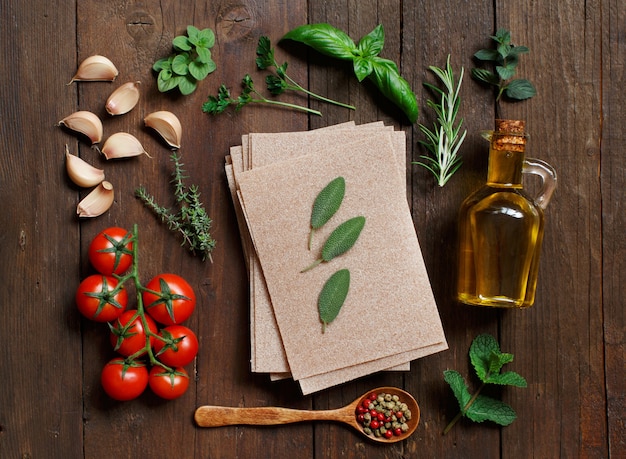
[487, 371, 527, 387]
[469, 334, 501, 382]
[443, 370, 472, 409]
[504, 79, 536, 100]
[466, 395, 517, 426]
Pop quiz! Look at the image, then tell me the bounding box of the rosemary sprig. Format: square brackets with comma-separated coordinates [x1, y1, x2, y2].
[414, 55, 467, 187]
[135, 151, 216, 262]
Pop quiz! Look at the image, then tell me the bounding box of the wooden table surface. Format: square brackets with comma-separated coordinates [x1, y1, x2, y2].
[1, 0, 624, 458]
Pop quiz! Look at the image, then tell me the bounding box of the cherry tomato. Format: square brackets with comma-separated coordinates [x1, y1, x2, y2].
[109, 311, 158, 357]
[100, 359, 148, 401]
[148, 366, 189, 400]
[76, 275, 127, 322]
[88, 227, 133, 276]
[153, 325, 198, 367]
[142, 274, 196, 325]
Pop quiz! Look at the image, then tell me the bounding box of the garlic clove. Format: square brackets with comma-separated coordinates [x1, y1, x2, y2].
[65, 145, 105, 187]
[68, 55, 119, 84]
[77, 180, 114, 218]
[101, 132, 149, 159]
[144, 111, 182, 149]
[106, 81, 141, 115]
[58, 111, 103, 144]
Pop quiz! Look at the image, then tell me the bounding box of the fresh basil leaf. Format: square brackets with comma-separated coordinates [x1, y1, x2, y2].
[368, 57, 418, 123]
[466, 395, 517, 426]
[282, 23, 357, 60]
[356, 24, 384, 58]
[321, 216, 365, 262]
[504, 78, 536, 100]
[318, 269, 350, 332]
[353, 56, 373, 82]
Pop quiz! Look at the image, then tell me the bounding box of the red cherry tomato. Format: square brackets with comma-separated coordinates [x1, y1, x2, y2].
[142, 274, 196, 325]
[100, 359, 148, 401]
[109, 311, 157, 357]
[88, 227, 133, 276]
[153, 325, 198, 367]
[76, 275, 127, 322]
[148, 366, 189, 400]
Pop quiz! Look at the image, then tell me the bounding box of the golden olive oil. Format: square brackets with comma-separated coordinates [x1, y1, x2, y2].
[457, 120, 555, 308]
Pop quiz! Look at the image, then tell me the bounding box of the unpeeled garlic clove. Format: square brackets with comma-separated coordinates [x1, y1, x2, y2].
[65, 145, 105, 187]
[101, 132, 149, 159]
[144, 111, 182, 149]
[68, 55, 119, 84]
[77, 181, 114, 218]
[58, 111, 103, 144]
[106, 81, 141, 115]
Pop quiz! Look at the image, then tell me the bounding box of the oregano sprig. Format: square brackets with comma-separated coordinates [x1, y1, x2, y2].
[135, 151, 216, 262]
[471, 29, 536, 115]
[415, 55, 467, 187]
[153, 25, 217, 95]
[443, 334, 527, 434]
[256, 36, 355, 110]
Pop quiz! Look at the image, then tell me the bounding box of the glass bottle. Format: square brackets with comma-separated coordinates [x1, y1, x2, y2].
[457, 119, 557, 308]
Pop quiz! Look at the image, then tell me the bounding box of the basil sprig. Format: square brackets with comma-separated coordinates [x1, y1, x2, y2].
[282, 23, 418, 123]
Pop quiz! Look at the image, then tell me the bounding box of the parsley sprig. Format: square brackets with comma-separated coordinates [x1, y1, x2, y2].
[202, 74, 322, 116]
[256, 36, 355, 110]
[443, 334, 527, 434]
[135, 152, 216, 262]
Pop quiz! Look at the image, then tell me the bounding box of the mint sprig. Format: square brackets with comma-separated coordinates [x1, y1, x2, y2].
[471, 29, 536, 106]
[443, 334, 527, 434]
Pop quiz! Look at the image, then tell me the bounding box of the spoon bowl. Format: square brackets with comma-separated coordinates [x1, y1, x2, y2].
[194, 386, 420, 443]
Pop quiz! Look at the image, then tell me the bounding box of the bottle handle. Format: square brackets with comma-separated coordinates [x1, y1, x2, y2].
[522, 158, 557, 210]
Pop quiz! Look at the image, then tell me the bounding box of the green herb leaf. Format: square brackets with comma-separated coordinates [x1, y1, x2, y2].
[356, 24, 384, 58]
[322, 216, 365, 262]
[177, 76, 197, 95]
[504, 78, 536, 100]
[318, 269, 350, 332]
[353, 57, 374, 82]
[309, 177, 346, 249]
[255, 36, 275, 69]
[282, 23, 358, 60]
[368, 56, 419, 123]
[443, 334, 527, 434]
[173, 35, 192, 52]
[443, 370, 472, 410]
[466, 395, 517, 426]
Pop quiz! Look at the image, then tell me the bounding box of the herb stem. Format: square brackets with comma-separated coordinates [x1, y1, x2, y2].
[443, 381, 486, 435]
[251, 96, 323, 116]
[283, 75, 356, 110]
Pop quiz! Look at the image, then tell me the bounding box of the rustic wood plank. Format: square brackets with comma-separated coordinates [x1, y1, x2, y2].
[602, 0, 626, 456]
[0, 1, 84, 457]
[494, 1, 608, 457]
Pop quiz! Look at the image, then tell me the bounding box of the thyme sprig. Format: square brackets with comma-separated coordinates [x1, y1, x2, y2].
[135, 151, 216, 262]
[414, 55, 466, 187]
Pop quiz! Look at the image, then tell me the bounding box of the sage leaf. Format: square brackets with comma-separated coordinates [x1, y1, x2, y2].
[318, 269, 350, 332]
[309, 176, 345, 249]
[322, 216, 365, 262]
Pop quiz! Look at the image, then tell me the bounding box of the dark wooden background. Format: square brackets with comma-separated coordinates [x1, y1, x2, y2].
[1, 0, 623, 457]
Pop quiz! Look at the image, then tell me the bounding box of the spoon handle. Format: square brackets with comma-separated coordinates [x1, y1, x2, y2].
[194, 405, 352, 427]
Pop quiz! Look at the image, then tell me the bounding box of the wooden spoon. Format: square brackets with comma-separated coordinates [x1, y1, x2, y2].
[194, 386, 419, 443]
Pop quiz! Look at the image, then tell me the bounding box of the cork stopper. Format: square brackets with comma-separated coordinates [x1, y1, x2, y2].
[492, 119, 527, 151]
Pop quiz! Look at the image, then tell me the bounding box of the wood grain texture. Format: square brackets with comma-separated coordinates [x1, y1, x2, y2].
[0, 0, 623, 457]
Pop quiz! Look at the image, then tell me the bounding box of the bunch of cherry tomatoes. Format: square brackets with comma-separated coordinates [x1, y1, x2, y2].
[75, 225, 198, 401]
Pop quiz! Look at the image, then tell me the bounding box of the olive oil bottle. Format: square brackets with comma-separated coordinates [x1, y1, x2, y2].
[457, 119, 557, 308]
